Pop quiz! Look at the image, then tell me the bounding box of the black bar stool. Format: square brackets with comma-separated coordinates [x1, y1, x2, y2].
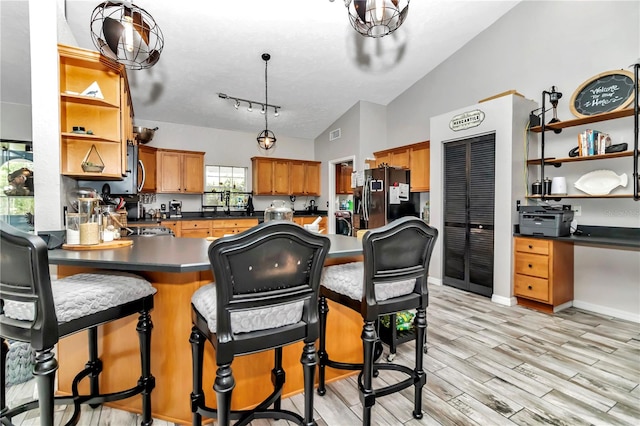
[0, 220, 156, 426]
[190, 220, 330, 426]
[317, 216, 438, 425]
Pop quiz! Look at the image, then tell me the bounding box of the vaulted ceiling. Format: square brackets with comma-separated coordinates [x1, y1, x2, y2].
[1, 1, 520, 140]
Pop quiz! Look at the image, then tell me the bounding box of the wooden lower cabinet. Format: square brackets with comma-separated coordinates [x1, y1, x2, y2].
[211, 218, 259, 237]
[180, 220, 211, 238]
[293, 216, 328, 234]
[513, 236, 574, 313]
[160, 220, 179, 236]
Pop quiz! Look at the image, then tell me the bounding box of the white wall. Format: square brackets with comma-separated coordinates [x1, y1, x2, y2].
[0, 103, 32, 141]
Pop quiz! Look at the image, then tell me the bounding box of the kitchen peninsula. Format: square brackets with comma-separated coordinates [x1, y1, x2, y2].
[48, 234, 363, 424]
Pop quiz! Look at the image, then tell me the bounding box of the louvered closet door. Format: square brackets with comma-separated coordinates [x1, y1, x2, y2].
[443, 134, 495, 297]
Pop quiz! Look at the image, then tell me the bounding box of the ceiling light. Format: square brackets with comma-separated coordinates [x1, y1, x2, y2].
[90, 1, 164, 70]
[260, 104, 266, 114]
[234, 100, 240, 109]
[345, 0, 410, 38]
[274, 107, 279, 117]
[247, 102, 253, 112]
[257, 53, 276, 151]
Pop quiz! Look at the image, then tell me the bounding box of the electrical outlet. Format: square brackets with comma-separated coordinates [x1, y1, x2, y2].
[573, 205, 582, 216]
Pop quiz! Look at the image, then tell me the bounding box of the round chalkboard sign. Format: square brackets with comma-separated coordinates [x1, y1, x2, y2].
[569, 70, 636, 118]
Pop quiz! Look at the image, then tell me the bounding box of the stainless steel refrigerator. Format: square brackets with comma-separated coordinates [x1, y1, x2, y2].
[354, 167, 419, 230]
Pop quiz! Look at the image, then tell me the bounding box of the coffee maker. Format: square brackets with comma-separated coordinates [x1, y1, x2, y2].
[169, 200, 182, 218]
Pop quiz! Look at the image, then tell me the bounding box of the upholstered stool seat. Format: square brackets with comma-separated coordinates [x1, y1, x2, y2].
[317, 217, 438, 425]
[1, 221, 156, 426]
[190, 220, 330, 426]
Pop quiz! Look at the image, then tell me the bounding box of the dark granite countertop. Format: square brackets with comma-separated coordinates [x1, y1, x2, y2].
[48, 234, 361, 273]
[514, 225, 640, 250]
[130, 210, 328, 225]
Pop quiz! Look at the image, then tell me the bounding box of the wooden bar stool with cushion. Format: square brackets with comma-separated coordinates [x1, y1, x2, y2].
[190, 220, 330, 426]
[317, 217, 438, 425]
[0, 221, 156, 426]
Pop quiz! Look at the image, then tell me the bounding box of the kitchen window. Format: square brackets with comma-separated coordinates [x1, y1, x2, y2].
[203, 165, 248, 206]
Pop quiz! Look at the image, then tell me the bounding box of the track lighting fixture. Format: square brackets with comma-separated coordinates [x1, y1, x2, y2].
[217, 94, 281, 116]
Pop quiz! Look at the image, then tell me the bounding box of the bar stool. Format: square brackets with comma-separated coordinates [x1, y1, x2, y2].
[317, 217, 438, 425]
[190, 220, 330, 426]
[0, 221, 156, 426]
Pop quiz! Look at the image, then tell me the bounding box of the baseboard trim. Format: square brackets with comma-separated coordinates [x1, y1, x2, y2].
[428, 277, 443, 286]
[572, 300, 640, 323]
[491, 294, 517, 307]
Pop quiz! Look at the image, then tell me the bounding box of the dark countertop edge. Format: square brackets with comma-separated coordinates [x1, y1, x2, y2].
[514, 225, 640, 250]
[50, 259, 208, 273]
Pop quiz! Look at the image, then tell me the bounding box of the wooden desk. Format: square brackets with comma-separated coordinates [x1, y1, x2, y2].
[49, 235, 363, 424]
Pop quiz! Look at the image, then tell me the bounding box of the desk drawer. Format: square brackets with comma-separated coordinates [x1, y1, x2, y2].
[514, 253, 549, 278]
[515, 237, 549, 255]
[514, 274, 549, 302]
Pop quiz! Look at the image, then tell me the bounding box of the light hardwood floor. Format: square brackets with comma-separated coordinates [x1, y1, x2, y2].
[5, 283, 639, 425]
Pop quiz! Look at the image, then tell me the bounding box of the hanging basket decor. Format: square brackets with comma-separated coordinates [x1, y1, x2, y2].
[81, 144, 105, 173]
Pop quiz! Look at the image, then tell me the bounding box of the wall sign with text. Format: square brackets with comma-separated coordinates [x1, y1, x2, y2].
[569, 70, 636, 118]
[449, 109, 485, 131]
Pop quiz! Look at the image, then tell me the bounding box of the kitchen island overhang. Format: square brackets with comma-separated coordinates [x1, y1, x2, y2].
[48, 234, 364, 424]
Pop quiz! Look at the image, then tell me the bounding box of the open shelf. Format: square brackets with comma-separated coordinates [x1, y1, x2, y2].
[527, 150, 636, 166]
[61, 132, 120, 144]
[61, 93, 119, 108]
[530, 108, 636, 133]
[527, 194, 634, 200]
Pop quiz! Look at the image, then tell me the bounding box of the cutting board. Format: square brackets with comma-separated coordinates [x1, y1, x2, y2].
[62, 239, 133, 250]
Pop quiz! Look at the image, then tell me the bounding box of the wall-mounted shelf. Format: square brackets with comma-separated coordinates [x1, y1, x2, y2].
[526, 194, 634, 200]
[530, 108, 635, 133]
[527, 150, 635, 166]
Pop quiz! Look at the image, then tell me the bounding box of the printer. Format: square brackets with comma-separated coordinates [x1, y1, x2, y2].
[519, 205, 574, 237]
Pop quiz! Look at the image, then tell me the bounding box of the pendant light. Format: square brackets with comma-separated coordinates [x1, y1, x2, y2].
[257, 53, 276, 150]
[90, 1, 164, 70]
[345, 0, 410, 38]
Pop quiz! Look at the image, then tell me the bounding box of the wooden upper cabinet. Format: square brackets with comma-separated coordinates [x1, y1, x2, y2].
[375, 147, 410, 169]
[252, 157, 275, 195]
[58, 44, 127, 179]
[335, 164, 353, 194]
[182, 152, 205, 193]
[304, 161, 321, 196]
[272, 159, 290, 195]
[374, 140, 430, 192]
[251, 157, 321, 196]
[138, 145, 157, 193]
[409, 141, 430, 192]
[156, 148, 204, 193]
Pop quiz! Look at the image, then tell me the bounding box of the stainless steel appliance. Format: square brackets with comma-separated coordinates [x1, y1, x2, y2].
[126, 226, 174, 237]
[78, 142, 148, 195]
[335, 210, 353, 236]
[354, 167, 419, 229]
[169, 200, 182, 218]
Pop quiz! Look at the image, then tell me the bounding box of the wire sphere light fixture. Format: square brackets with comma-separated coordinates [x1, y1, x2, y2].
[345, 0, 410, 38]
[257, 53, 276, 151]
[90, 1, 164, 70]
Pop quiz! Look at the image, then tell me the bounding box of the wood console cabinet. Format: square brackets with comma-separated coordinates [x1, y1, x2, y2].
[58, 44, 131, 179]
[374, 141, 430, 192]
[513, 236, 574, 313]
[251, 157, 321, 196]
[156, 149, 205, 193]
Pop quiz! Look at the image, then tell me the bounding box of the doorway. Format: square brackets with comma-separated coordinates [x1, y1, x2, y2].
[327, 155, 356, 234]
[443, 133, 495, 297]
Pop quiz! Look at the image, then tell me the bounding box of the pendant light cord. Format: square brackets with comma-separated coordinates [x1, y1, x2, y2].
[264, 56, 269, 131]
